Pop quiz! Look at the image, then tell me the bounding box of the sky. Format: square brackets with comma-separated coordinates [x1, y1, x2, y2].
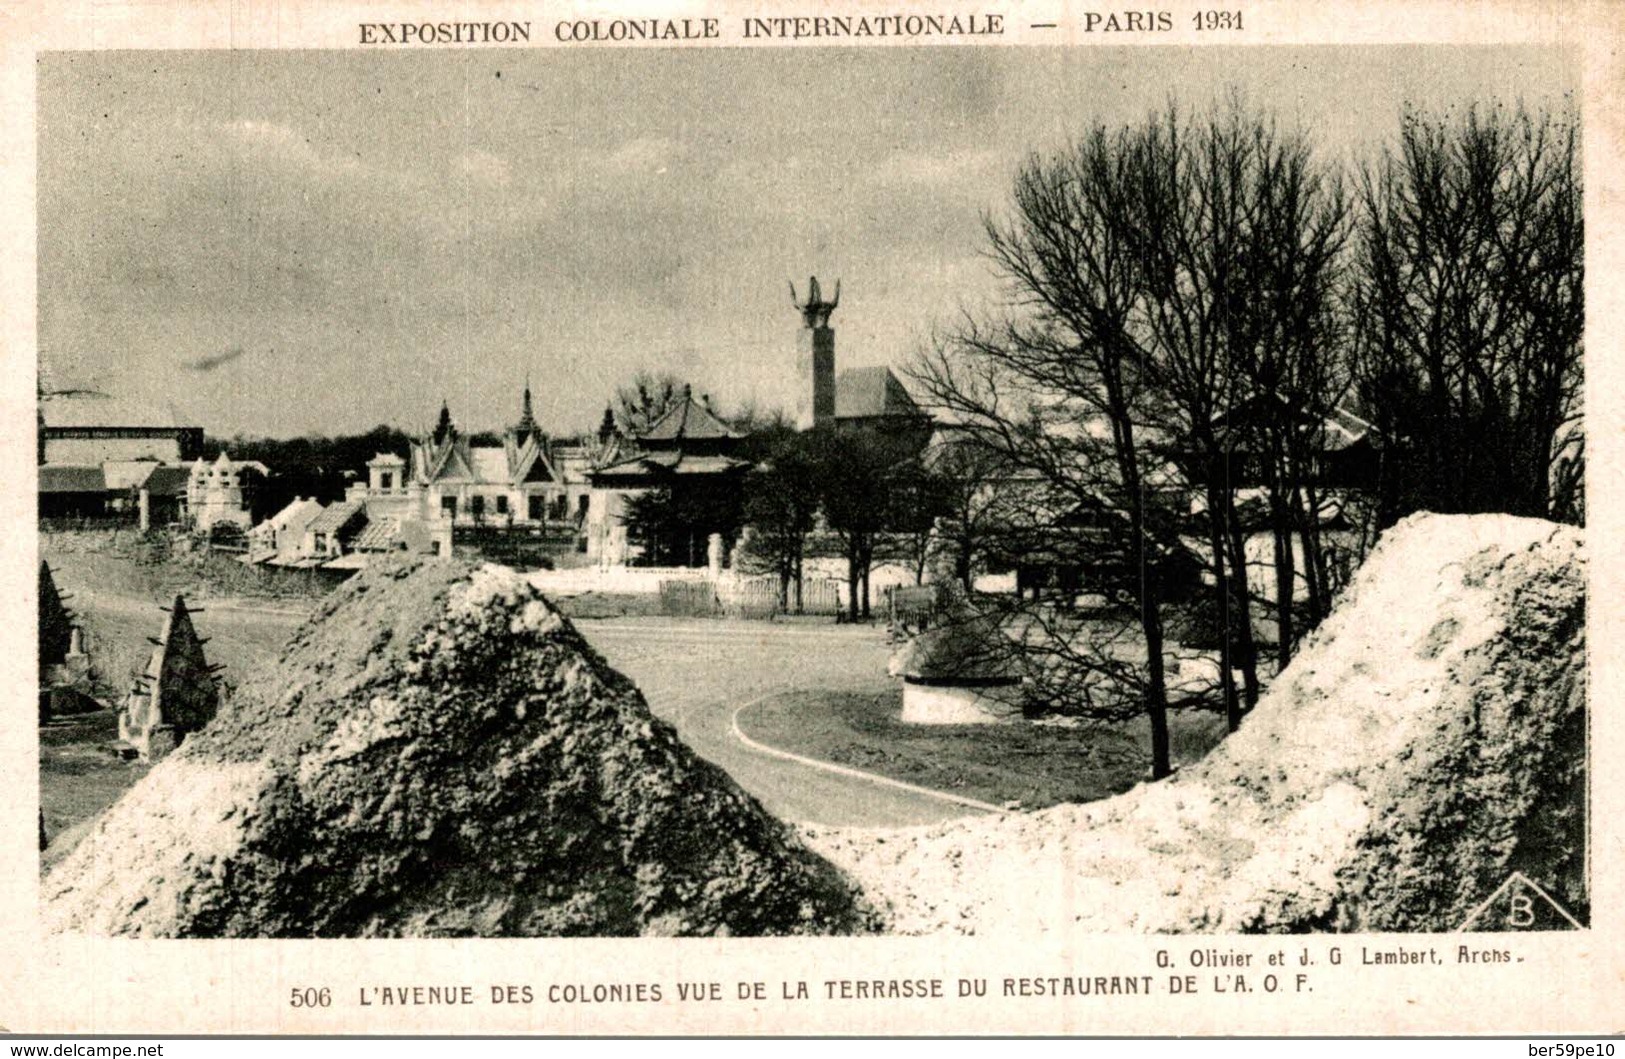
[36, 44, 1576, 439]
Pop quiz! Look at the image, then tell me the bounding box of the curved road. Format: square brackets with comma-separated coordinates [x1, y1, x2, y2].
[576, 618, 990, 828]
[69, 583, 986, 830]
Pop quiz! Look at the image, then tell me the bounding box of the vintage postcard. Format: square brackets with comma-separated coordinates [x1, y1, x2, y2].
[2, 0, 1620, 1037]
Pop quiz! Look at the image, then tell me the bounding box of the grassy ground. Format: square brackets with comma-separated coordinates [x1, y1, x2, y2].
[737, 689, 1228, 810]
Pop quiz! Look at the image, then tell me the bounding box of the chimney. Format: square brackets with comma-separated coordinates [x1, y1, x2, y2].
[791, 276, 839, 431]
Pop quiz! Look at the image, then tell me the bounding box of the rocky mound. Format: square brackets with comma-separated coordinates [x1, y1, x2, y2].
[43, 560, 871, 937]
[806, 513, 1587, 934]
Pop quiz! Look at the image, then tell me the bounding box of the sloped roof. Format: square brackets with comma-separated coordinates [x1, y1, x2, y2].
[103, 460, 161, 491]
[39, 465, 107, 493]
[511, 436, 560, 485]
[142, 465, 194, 497]
[307, 500, 366, 535]
[639, 394, 744, 442]
[258, 497, 325, 534]
[835, 366, 921, 421]
[351, 518, 401, 551]
[593, 451, 752, 481]
[1324, 405, 1378, 451]
[1210, 394, 1380, 454]
[40, 393, 192, 430]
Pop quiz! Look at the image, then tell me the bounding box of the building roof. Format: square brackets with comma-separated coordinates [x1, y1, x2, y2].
[256, 497, 325, 536]
[835, 366, 922, 421]
[592, 451, 752, 482]
[412, 431, 561, 488]
[38, 464, 107, 494]
[367, 452, 407, 467]
[1210, 394, 1380, 454]
[306, 500, 366, 535]
[39, 392, 192, 430]
[639, 392, 745, 442]
[350, 518, 401, 551]
[143, 465, 193, 497]
[103, 460, 162, 491]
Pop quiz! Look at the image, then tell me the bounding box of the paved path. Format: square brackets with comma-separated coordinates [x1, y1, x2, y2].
[577, 618, 991, 829]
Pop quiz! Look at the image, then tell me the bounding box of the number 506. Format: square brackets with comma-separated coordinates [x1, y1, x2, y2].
[290, 986, 332, 1008]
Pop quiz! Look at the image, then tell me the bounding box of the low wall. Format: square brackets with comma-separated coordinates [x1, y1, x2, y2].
[526, 565, 710, 598]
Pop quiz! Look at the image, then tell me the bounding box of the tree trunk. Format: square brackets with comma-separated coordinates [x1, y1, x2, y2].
[1104, 366, 1172, 779]
[860, 549, 872, 621]
[1298, 476, 1328, 627]
[1203, 479, 1243, 733]
[846, 550, 860, 622]
[1271, 503, 1295, 670]
[1224, 510, 1261, 709]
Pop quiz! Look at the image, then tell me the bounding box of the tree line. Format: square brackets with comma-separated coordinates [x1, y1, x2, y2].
[908, 97, 1582, 779]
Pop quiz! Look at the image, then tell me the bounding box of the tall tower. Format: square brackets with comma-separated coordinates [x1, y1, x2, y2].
[791, 276, 839, 431]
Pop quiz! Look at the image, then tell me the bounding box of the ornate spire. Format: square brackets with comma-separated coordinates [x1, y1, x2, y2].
[516, 375, 537, 439]
[433, 399, 455, 445]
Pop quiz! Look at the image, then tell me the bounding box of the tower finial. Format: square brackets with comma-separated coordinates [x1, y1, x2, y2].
[790, 276, 841, 329]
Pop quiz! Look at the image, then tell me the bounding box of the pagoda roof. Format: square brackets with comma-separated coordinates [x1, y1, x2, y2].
[638, 393, 744, 443]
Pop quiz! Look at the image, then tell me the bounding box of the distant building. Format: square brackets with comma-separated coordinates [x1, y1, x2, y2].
[39, 392, 203, 465]
[187, 453, 268, 534]
[790, 276, 933, 439]
[37, 465, 111, 520]
[588, 388, 753, 565]
[137, 465, 194, 528]
[403, 387, 569, 528]
[302, 500, 368, 560]
[336, 383, 601, 561]
[34, 391, 266, 532]
[247, 497, 325, 564]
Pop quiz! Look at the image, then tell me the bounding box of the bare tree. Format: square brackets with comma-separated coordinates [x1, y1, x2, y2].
[613, 371, 686, 438]
[804, 426, 920, 622]
[910, 119, 1184, 777]
[920, 431, 1015, 591]
[740, 434, 820, 611]
[1351, 102, 1582, 523]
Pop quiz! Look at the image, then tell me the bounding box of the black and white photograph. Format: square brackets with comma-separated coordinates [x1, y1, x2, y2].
[9, 2, 1620, 1037]
[28, 37, 1587, 943]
